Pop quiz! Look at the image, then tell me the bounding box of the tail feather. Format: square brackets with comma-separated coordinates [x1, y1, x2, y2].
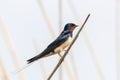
[27, 54, 44, 64]
[27, 49, 52, 64]
[27, 57, 38, 64]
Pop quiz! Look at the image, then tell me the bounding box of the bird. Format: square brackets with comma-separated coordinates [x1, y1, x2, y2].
[27, 23, 78, 64]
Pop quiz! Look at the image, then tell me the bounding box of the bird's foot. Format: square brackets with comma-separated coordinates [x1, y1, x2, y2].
[63, 50, 67, 52]
[58, 53, 62, 58]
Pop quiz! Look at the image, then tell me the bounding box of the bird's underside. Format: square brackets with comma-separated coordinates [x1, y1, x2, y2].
[27, 23, 78, 64]
[27, 34, 72, 64]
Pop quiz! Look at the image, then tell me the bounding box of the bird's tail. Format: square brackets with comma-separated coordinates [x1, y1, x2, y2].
[27, 48, 51, 64]
[27, 56, 41, 64]
[12, 54, 45, 74]
[27, 57, 36, 64]
[27, 53, 45, 64]
[12, 63, 33, 74]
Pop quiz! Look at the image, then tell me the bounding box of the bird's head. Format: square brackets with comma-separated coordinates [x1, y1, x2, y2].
[64, 23, 78, 31]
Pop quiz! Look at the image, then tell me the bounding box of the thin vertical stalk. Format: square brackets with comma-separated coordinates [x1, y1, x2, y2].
[59, 0, 63, 80]
[47, 14, 90, 80]
[67, 0, 105, 79]
[0, 58, 9, 80]
[32, 41, 46, 79]
[0, 17, 26, 80]
[37, 0, 57, 38]
[37, 0, 74, 79]
[116, 0, 120, 80]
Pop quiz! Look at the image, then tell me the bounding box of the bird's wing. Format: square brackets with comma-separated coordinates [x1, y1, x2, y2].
[35, 30, 71, 58]
[27, 30, 71, 64]
[47, 30, 71, 50]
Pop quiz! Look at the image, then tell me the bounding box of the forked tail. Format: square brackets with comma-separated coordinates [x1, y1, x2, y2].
[27, 53, 45, 64]
[12, 63, 33, 74]
[27, 56, 40, 64]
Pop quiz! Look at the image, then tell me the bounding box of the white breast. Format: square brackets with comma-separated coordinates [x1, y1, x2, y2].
[54, 37, 72, 53]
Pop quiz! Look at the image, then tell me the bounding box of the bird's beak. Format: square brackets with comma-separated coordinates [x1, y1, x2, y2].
[75, 25, 79, 27]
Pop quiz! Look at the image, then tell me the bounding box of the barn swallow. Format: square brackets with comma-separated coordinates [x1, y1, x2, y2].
[27, 23, 78, 64]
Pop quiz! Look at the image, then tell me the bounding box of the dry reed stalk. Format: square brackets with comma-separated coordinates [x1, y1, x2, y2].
[37, 1, 75, 79]
[0, 17, 26, 80]
[67, 1, 105, 79]
[37, 0, 57, 38]
[0, 58, 9, 80]
[116, 0, 120, 80]
[47, 14, 90, 80]
[58, 0, 63, 80]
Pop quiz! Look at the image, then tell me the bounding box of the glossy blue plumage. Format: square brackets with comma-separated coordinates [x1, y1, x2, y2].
[27, 23, 78, 64]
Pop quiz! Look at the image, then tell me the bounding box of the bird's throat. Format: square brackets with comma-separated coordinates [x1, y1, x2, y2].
[70, 27, 75, 31]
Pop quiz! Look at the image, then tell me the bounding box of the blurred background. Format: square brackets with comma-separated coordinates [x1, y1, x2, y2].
[0, 0, 119, 80]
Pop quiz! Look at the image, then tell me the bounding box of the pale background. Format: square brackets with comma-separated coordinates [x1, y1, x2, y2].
[0, 0, 119, 80]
